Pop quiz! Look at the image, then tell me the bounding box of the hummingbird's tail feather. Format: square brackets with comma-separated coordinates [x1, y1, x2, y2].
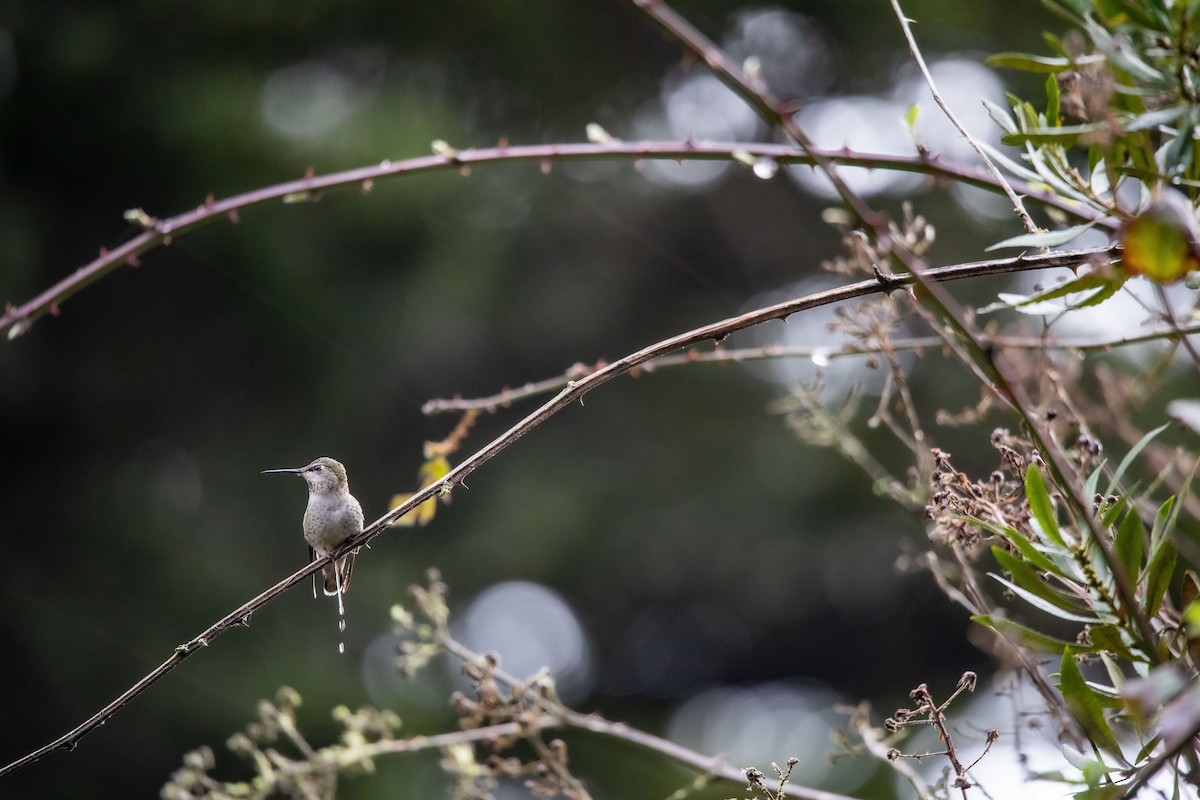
[322, 552, 354, 596]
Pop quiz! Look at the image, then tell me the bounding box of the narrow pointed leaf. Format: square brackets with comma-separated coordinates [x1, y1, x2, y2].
[973, 517, 1068, 575]
[1026, 465, 1067, 546]
[992, 547, 1094, 616]
[991, 573, 1104, 622]
[972, 614, 1081, 653]
[1144, 538, 1177, 616]
[1059, 647, 1128, 763]
[986, 222, 1097, 251]
[1114, 508, 1144, 583]
[986, 52, 1073, 72]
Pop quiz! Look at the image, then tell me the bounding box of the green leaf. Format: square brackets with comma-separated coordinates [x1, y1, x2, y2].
[986, 52, 1073, 73]
[904, 103, 920, 131]
[1059, 647, 1128, 763]
[979, 140, 1044, 183]
[992, 546, 1097, 618]
[1098, 651, 1127, 692]
[982, 99, 1018, 136]
[1084, 679, 1123, 707]
[1084, 462, 1104, 505]
[1149, 494, 1177, 551]
[1144, 537, 1177, 616]
[986, 222, 1098, 251]
[973, 517, 1070, 576]
[1026, 465, 1067, 546]
[1045, 73, 1061, 123]
[973, 614, 1081, 653]
[1123, 104, 1189, 133]
[1114, 507, 1144, 583]
[1001, 123, 1109, 146]
[991, 573, 1103, 623]
[1088, 624, 1137, 662]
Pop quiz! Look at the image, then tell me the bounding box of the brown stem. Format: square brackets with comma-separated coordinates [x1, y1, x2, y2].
[0, 140, 1112, 341]
[0, 251, 1106, 778]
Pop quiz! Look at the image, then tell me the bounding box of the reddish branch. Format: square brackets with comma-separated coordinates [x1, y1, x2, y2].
[2, 140, 1115, 340]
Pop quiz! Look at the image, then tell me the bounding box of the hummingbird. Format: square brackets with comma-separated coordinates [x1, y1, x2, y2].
[262, 457, 364, 598]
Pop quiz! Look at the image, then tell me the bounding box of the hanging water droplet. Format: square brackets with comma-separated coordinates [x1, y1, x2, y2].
[753, 157, 778, 179]
[811, 348, 830, 367]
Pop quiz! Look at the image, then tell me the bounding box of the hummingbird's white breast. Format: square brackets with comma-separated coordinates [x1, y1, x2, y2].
[303, 490, 365, 554]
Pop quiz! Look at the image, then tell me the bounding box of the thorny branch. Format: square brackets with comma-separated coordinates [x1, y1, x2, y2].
[0, 140, 1113, 341]
[425, 269, 1200, 415]
[0, 246, 1113, 779]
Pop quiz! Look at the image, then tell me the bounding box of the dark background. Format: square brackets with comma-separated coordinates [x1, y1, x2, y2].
[1, 1, 1062, 797]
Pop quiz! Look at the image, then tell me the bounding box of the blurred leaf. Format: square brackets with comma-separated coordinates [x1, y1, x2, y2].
[986, 222, 1097, 250]
[1087, 624, 1136, 662]
[1121, 189, 1200, 282]
[904, 103, 920, 131]
[973, 517, 1069, 575]
[992, 547, 1099, 620]
[390, 455, 452, 528]
[1045, 73, 1061, 122]
[1098, 651, 1125, 693]
[1042, 30, 1068, 58]
[991, 573, 1104, 623]
[1123, 104, 1189, 133]
[1001, 123, 1109, 146]
[1072, 783, 1125, 800]
[979, 140, 1044, 182]
[1182, 571, 1200, 665]
[1085, 19, 1166, 84]
[983, 99, 1019, 135]
[987, 52, 1074, 72]
[1113, 507, 1144, 586]
[1160, 682, 1200, 747]
[978, 291, 1066, 315]
[1083, 679, 1122, 708]
[1143, 536, 1176, 616]
[1149, 494, 1177, 552]
[1183, 571, 1200, 628]
[1059, 647, 1128, 763]
[973, 614, 1082, 653]
[979, 270, 1126, 316]
[1123, 664, 1191, 729]
[1027, 465, 1067, 547]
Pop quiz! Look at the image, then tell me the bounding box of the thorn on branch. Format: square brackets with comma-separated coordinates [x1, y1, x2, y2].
[872, 265, 903, 294]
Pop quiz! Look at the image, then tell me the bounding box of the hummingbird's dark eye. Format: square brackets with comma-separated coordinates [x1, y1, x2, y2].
[312, 465, 324, 471]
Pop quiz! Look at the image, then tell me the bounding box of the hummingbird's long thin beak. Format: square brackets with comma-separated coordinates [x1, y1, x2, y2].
[261, 468, 303, 474]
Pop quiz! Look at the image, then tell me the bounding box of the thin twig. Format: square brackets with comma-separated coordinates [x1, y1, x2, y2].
[422, 246, 1137, 414]
[438, 636, 855, 800]
[0, 252, 1105, 779]
[889, 0, 1040, 235]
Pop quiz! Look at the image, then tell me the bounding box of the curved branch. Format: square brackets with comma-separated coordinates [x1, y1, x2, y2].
[425, 300, 1199, 415]
[0, 246, 1113, 779]
[1, 140, 1114, 340]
